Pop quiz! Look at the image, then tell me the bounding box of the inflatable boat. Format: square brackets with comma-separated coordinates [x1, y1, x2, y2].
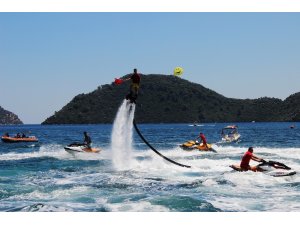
[1, 136, 38, 143]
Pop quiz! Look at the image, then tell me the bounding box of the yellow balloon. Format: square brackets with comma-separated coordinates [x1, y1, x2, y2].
[174, 67, 183, 76]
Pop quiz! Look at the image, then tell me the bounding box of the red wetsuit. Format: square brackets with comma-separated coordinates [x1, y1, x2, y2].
[200, 133, 207, 145]
[240, 151, 253, 169]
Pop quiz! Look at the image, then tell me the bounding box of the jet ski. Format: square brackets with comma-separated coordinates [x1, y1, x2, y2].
[180, 140, 217, 152]
[230, 160, 296, 177]
[64, 143, 101, 153]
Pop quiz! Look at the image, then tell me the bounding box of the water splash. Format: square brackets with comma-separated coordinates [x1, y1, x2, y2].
[111, 100, 136, 170]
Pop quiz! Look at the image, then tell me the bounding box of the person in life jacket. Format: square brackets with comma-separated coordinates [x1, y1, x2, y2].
[124, 68, 141, 103]
[240, 147, 264, 171]
[195, 132, 208, 149]
[83, 131, 92, 149]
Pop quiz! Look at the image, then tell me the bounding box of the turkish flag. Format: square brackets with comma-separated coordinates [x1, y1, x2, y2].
[114, 78, 123, 85]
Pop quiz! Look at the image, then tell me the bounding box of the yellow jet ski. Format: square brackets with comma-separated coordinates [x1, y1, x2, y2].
[180, 140, 217, 152]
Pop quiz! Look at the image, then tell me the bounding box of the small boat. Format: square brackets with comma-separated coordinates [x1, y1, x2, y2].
[230, 160, 296, 177]
[188, 121, 203, 127]
[221, 125, 241, 143]
[64, 143, 101, 153]
[180, 140, 216, 152]
[1, 136, 38, 143]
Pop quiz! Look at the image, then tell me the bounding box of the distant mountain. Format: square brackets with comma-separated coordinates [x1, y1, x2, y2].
[0, 106, 23, 125]
[42, 74, 300, 124]
[280, 92, 300, 121]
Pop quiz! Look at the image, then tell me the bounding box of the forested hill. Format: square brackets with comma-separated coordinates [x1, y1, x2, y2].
[0, 106, 23, 125]
[42, 74, 300, 124]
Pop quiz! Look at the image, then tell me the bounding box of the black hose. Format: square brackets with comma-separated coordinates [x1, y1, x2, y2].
[133, 119, 191, 168]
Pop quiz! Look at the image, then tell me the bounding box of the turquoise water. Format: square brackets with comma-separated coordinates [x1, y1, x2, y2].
[0, 122, 300, 212]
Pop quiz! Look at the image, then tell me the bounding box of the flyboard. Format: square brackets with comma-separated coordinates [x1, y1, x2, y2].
[230, 161, 296, 177]
[115, 75, 191, 168]
[64, 143, 101, 153]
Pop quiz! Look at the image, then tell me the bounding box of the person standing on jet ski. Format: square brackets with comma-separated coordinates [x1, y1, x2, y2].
[196, 132, 208, 149]
[124, 68, 141, 104]
[240, 147, 264, 172]
[83, 131, 92, 149]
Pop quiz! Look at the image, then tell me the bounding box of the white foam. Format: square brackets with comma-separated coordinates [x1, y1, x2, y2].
[106, 200, 169, 212]
[0, 144, 68, 161]
[6, 186, 90, 202]
[0, 143, 109, 162]
[111, 100, 136, 170]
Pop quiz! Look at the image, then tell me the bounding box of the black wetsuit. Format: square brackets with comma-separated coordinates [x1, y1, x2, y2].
[84, 135, 92, 148]
[126, 73, 141, 103]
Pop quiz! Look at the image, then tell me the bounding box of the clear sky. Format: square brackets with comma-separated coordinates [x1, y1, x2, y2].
[0, 12, 300, 124]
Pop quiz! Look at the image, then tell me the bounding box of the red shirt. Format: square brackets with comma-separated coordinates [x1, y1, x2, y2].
[240, 151, 253, 168]
[131, 73, 141, 84]
[200, 134, 207, 145]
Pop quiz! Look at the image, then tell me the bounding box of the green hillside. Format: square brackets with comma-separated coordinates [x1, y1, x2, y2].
[0, 106, 23, 125]
[42, 74, 300, 124]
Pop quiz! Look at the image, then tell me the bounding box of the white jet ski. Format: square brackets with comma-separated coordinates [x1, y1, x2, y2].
[230, 160, 296, 177]
[64, 143, 101, 153]
[257, 161, 296, 177]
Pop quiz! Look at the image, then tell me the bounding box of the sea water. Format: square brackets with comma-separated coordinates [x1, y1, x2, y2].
[0, 122, 300, 212]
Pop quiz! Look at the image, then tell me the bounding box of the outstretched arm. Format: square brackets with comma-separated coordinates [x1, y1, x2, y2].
[252, 154, 264, 162]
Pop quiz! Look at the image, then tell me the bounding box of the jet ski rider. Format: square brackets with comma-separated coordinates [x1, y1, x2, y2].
[196, 132, 208, 149]
[83, 131, 92, 149]
[240, 147, 264, 172]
